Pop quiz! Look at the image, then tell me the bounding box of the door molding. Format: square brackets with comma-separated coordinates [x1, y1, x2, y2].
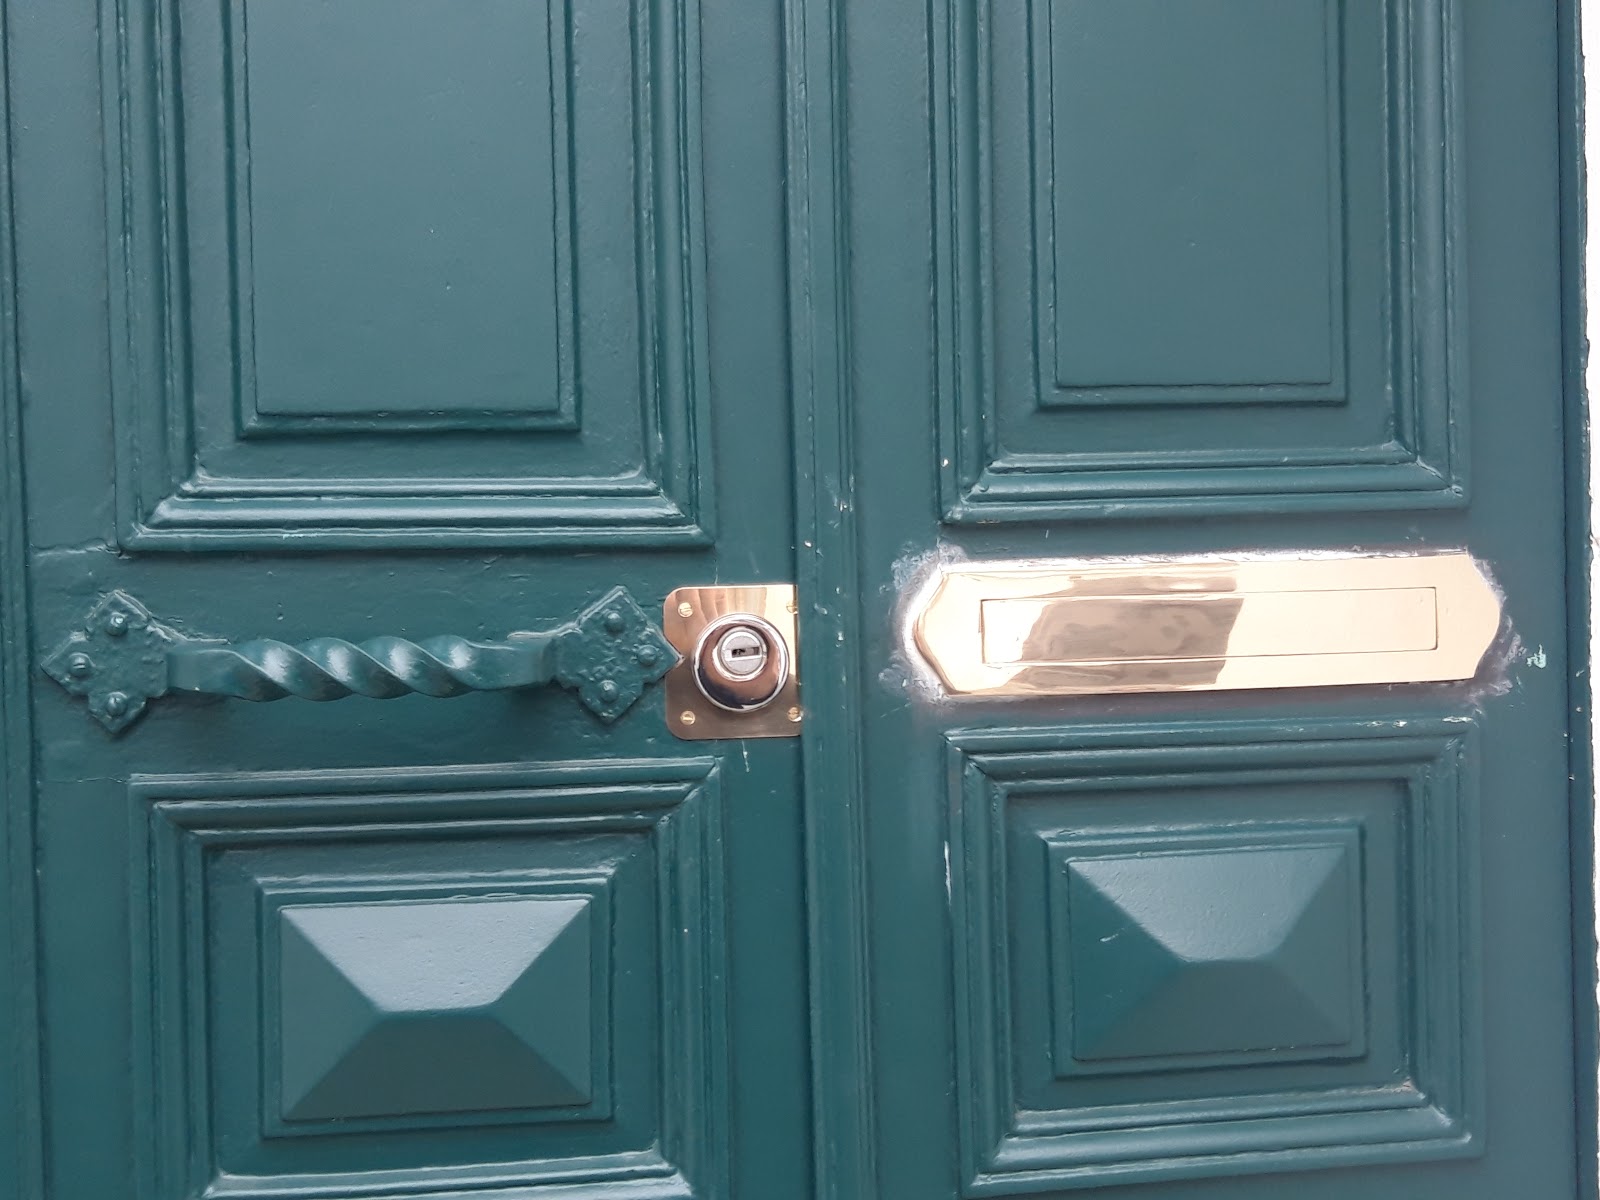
[783, 0, 878, 1194]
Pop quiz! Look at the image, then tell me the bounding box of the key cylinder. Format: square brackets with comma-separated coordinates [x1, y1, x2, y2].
[714, 626, 769, 678]
[693, 614, 788, 712]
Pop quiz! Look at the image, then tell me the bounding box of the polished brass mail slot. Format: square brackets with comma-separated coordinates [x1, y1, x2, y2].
[913, 553, 1499, 697]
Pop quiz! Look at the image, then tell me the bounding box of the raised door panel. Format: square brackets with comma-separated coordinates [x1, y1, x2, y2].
[106, 0, 710, 547]
[947, 720, 1478, 1193]
[932, 0, 1464, 520]
[129, 760, 730, 1200]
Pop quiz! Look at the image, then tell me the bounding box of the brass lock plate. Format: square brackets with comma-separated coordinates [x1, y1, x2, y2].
[664, 584, 801, 740]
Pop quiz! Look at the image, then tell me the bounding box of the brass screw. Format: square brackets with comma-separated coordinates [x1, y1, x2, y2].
[677, 601, 694, 618]
[680, 710, 697, 726]
[787, 706, 803, 723]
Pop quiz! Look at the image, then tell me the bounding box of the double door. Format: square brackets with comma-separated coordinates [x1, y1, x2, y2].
[0, 2, 1585, 1198]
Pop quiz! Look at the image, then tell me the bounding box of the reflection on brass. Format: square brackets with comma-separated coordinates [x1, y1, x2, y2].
[665, 585, 801, 739]
[913, 553, 1499, 697]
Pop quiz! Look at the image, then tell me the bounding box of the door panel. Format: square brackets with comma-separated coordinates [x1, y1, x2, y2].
[134, 762, 727, 1193]
[947, 721, 1475, 1187]
[4, 1, 808, 1199]
[933, 0, 1461, 520]
[846, 1, 1580, 1197]
[107, 0, 708, 546]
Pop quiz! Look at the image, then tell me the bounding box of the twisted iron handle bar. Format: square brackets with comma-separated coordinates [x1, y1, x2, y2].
[42, 587, 679, 732]
[168, 634, 552, 701]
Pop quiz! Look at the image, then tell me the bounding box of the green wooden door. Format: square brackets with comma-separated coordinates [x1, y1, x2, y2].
[0, 2, 811, 1198]
[0, 2, 1587, 1200]
[837, 1, 1589, 1197]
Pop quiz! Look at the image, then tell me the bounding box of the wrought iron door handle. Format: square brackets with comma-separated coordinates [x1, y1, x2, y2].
[42, 587, 678, 733]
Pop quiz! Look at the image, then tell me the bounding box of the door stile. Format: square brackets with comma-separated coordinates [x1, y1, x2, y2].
[0, 1, 45, 1190]
[783, 0, 877, 1192]
[1557, 0, 1596, 1190]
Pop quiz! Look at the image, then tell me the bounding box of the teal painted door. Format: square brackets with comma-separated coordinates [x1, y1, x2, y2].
[840, 1, 1588, 1197]
[0, 4, 1586, 1200]
[0, 2, 811, 1199]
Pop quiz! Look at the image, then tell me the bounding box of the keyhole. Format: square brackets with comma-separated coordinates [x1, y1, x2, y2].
[714, 627, 769, 679]
[693, 615, 788, 712]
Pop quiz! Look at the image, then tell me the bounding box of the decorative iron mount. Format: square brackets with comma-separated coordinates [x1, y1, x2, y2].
[43, 587, 678, 733]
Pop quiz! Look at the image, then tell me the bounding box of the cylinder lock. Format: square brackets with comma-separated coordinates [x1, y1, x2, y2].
[692, 614, 789, 712]
[663, 584, 800, 740]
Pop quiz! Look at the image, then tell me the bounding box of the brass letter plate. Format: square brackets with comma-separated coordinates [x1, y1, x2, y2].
[912, 553, 1500, 697]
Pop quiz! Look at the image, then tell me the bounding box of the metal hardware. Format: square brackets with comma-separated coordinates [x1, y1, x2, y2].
[713, 625, 769, 679]
[665, 585, 801, 739]
[693, 614, 789, 712]
[42, 587, 678, 733]
[912, 552, 1500, 698]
